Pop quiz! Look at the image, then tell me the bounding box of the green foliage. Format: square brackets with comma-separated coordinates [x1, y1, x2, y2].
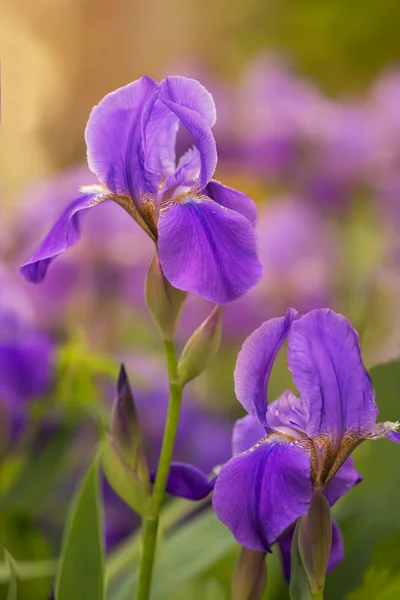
[0, 513, 53, 600]
[1, 428, 71, 515]
[110, 508, 236, 600]
[347, 531, 400, 599]
[3, 553, 17, 600]
[55, 455, 105, 600]
[55, 336, 119, 415]
[289, 521, 313, 600]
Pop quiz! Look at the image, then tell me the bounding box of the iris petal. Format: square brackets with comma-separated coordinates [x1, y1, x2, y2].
[20, 194, 106, 283]
[160, 77, 217, 189]
[85, 76, 160, 201]
[266, 390, 308, 433]
[152, 462, 215, 500]
[288, 309, 377, 442]
[205, 180, 257, 226]
[232, 415, 266, 456]
[213, 436, 312, 552]
[325, 456, 362, 505]
[158, 196, 263, 304]
[234, 309, 298, 425]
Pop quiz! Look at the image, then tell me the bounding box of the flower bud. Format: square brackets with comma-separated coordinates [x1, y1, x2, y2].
[298, 489, 332, 595]
[232, 548, 267, 600]
[145, 254, 187, 341]
[101, 433, 149, 517]
[111, 364, 145, 473]
[176, 306, 222, 386]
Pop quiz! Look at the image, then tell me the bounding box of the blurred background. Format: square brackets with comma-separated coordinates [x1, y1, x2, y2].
[2, 0, 400, 598]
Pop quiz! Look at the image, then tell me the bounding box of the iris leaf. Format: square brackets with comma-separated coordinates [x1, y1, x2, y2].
[55, 454, 105, 600]
[109, 508, 235, 600]
[4, 551, 18, 600]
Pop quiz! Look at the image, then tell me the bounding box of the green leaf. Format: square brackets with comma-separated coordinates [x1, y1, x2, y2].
[4, 551, 18, 600]
[289, 521, 313, 600]
[110, 508, 236, 600]
[55, 455, 105, 600]
[0, 559, 57, 583]
[101, 433, 149, 517]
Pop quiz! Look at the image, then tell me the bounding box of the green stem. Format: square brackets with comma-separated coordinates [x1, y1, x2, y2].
[136, 340, 183, 600]
[312, 591, 324, 600]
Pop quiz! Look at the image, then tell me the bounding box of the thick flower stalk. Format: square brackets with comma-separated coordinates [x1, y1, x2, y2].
[21, 76, 263, 305]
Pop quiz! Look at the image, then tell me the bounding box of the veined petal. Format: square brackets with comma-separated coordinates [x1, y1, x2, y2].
[234, 309, 298, 425]
[288, 309, 377, 442]
[205, 180, 257, 226]
[160, 77, 217, 189]
[161, 76, 217, 127]
[20, 194, 106, 283]
[278, 521, 344, 582]
[158, 197, 263, 304]
[144, 99, 179, 177]
[325, 456, 362, 506]
[151, 462, 215, 500]
[85, 76, 160, 200]
[266, 390, 308, 434]
[213, 436, 312, 552]
[232, 415, 266, 456]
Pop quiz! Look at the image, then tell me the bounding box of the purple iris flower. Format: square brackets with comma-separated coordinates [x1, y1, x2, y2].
[20, 76, 262, 304]
[211, 308, 399, 553]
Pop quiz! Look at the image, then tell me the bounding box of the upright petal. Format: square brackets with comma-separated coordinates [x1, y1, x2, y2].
[213, 436, 312, 552]
[160, 77, 217, 189]
[288, 309, 377, 441]
[232, 415, 266, 456]
[85, 76, 160, 200]
[278, 521, 344, 582]
[20, 194, 106, 283]
[161, 76, 217, 127]
[205, 180, 257, 226]
[234, 309, 298, 425]
[158, 197, 263, 304]
[144, 99, 179, 177]
[325, 456, 362, 506]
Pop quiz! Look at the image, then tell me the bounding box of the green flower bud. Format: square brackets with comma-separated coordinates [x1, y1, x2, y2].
[145, 254, 187, 341]
[232, 547, 267, 600]
[176, 306, 222, 386]
[298, 489, 332, 596]
[102, 433, 149, 517]
[111, 364, 147, 476]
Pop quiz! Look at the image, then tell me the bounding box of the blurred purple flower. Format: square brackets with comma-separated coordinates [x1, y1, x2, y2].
[232, 54, 328, 178]
[0, 265, 53, 444]
[211, 308, 399, 552]
[21, 76, 262, 304]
